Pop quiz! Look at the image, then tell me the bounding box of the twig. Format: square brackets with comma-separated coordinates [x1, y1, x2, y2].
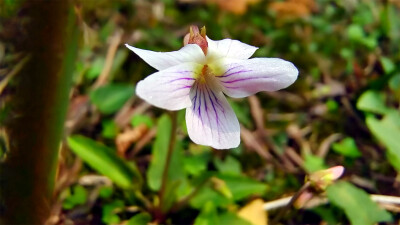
[263, 196, 292, 211]
[263, 194, 400, 212]
[284, 147, 305, 169]
[93, 30, 123, 88]
[341, 97, 369, 133]
[287, 124, 312, 156]
[270, 182, 311, 225]
[370, 194, 400, 205]
[248, 96, 264, 132]
[129, 127, 157, 158]
[0, 55, 31, 94]
[240, 125, 273, 161]
[114, 101, 151, 128]
[317, 133, 342, 158]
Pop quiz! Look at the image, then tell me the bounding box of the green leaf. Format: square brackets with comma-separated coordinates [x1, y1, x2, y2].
[356, 90, 389, 114]
[89, 83, 134, 114]
[361, 37, 377, 49]
[101, 119, 119, 139]
[312, 206, 340, 225]
[86, 57, 105, 79]
[190, 183, 232, 209]
[326, 99, 339, 112]
[214, 156, 242, 175]
[194, 202, 219, 225]
[389, 73, 400, 92]
[380, 57, 395, 74]
[347, 24, 365, 41]
[304, 154, 327, 173]
[366, 116, 400, 171]
[147, 114, 185, 191]
[67, 135, 142, 189]
[99, 186, 114, 199]
[62, 185, 88, 209]
[332, 137, 362, 158]
[131, 114, 154, 128]
[219, 212, 253, 225]
[383, 110, 400, 127]
[217, 174, 266, 201]
[191, 173, 266, 209]
[127, 213, 152, 225]
[183, 152, 210, 176]
[327, 181, 392, 225]
[102, 200, 124, 225]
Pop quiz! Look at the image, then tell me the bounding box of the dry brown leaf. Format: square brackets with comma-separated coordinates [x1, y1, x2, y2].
[208, 0, 260, 15]
[115, 124, 148, 156]
[238, 199, 268, 225]
[269, 0, 316, 20]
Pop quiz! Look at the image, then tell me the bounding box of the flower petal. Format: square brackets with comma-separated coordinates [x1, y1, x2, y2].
[206, 37, 258, 60]
[186, 83, 240, 149]
[125, 44, 205, 71]
[136, 62, 202, 110]
[217, 58, 298, 98]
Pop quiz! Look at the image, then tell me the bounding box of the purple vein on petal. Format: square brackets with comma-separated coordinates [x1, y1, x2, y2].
[167, 77, 196, 84]
[222, 86, 240, 89]
[205, 86, 219, 125]
[221, 76, 264, 84]
[191, 83, 198, 111]
[203, 86, 214, 139]
[219, 69, 252, 78]
[221, 65, 241, 75]
[164, 70, 192, 74]
[197, 85, 203, 127]
[172, 85, 192, 92]
[210, 90, 226, 118]
[205, 86, 220, 138]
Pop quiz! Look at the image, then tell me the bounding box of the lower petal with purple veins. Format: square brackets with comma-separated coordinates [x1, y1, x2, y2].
[186, 82, 240, 149]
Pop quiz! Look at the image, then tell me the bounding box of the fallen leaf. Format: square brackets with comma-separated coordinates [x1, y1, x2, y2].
[238, 199, 267, 225]
[269, 0, 316, 20]
[116, 124, 148, 156]
[208, 0, 260, 15]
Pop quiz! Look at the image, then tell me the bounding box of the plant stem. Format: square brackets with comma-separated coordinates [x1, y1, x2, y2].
[0, 2, 78, 224]
[270, 182, 311, 225]
[158, 111, 178, 210]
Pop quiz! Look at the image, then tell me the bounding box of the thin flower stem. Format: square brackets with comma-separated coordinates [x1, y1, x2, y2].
[270, 182, 311, 225]
[158, 111, 178, 210]
[370, 194, 400, 205]
[263, 194, 400, 211]
[263, 196, 293, 211]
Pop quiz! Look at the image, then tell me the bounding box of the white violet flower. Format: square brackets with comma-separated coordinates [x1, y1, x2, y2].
[126, 26, 298, 149]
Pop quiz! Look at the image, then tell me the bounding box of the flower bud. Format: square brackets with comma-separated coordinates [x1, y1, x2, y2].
[183, 25, 208, 55]
[308, 166, 345, 191]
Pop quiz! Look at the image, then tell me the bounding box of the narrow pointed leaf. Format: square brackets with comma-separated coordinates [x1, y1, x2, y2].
[67, 135, 142, 189]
